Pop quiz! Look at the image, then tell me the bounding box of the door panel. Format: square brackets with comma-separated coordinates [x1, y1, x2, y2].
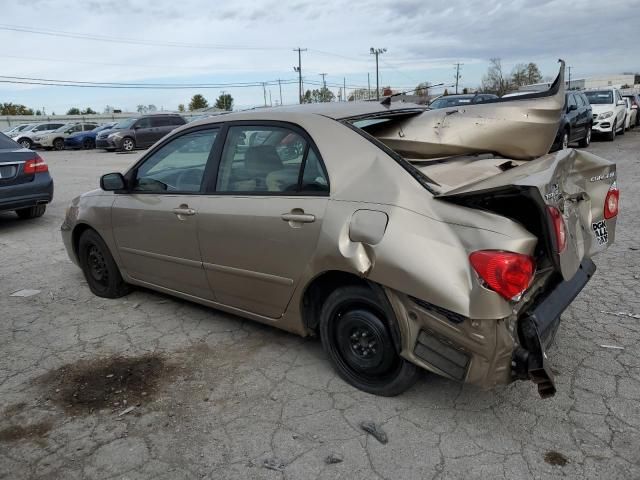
[198, 196, 328, 317]
[112, 195, 214, 299]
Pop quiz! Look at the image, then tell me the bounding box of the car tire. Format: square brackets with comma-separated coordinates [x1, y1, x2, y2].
[83, 138, 95, 149]
[578, 125, 591, 148]
[619, 116, 625, 135]
[78, 229, 132, 298]
[319, 285, 420, 396]
[121, 137, 135, 152]
[15, 204, 46, 219]
[53, 138, 65, 150]
[18, 138, 33, 149]
[608, 122, 616, 141]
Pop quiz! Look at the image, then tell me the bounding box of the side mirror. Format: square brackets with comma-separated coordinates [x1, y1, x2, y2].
[568, 104, 577, 112]
[617, 100, 626, 106]
[100, 172, 126, 191]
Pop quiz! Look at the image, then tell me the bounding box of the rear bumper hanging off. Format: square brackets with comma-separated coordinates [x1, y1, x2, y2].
[513, 258, 596, 398]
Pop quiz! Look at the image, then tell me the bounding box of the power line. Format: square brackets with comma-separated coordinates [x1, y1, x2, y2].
[0, 24, 289, 51]
[0, 75, 299, 89]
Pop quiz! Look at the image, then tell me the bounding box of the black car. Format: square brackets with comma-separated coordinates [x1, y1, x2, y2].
[0, 133, 53, 219]
[429, 93, 499, 109]
[96, 114, 186, 151]
[550, 91, 593, 151]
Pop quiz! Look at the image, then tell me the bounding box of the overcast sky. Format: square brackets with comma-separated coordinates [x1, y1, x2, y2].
[1, 0, 638, 113]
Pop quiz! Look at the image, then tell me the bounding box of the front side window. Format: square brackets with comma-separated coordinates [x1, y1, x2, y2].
[567, 94, 577, 110]
[215, 125, 328, 194]
[133, 129, 218, 193]
[83, 124, 97, 131]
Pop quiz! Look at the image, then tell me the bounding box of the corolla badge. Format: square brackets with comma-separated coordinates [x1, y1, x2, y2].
[590, 171, 615, 182]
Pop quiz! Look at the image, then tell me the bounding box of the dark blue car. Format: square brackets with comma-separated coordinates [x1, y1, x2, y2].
[64, 123, 117, 150]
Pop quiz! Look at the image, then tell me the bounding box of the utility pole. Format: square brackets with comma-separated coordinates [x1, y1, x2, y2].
[367, 73, 371, 100]
[269, 90, 272, 107]
[454, 63, 463, 94]
[262, 82, 267, 107]
[370, 47, 386, 100]
[277, 79, 283, 106]
[293, 47, 307, 104]
[319, 73, 327, 102]
[344, 77, 346, 102]
[568, 66, 572, 90]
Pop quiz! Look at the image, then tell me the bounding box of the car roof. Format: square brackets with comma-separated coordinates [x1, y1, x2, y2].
[187, 101, 425, 127]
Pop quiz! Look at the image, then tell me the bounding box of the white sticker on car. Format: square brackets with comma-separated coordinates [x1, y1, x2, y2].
[592, 220, 608, 246]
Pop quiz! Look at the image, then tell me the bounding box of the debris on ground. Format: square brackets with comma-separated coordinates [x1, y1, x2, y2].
[544, 450, 568, 466]
[360, 421, 388, 444]
[600, 310, 640, 319]
[118, 406, 136, 416]
[325, 453, 344, 464]
[0, 422, 52, 443]
[600, 344, 625, 350]
[263, 457, 286, 472]
[10, 289, 41, 297]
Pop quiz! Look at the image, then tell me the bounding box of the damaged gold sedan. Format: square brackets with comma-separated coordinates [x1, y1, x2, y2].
[62, 62, 618, 398]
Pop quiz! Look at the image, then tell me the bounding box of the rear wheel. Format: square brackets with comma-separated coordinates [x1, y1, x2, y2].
[319, 285, 420, 396]
[18, 138, 33, 149]
[83, 138, 95, 149]
[15, 205, 46, 219]
[78, 229, 131, 298]
[121, 137, 135, 152]
[578, 125, 592, 148]
[53, 138, 65, 150]
[561, 130, 569, 150]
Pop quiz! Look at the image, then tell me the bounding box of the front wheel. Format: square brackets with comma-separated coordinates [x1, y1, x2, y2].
[608, 122, 616, 141]
[53, 138, 65, 150]
[121, 137, 135, 152]
[560, 130, 569, 150]
[619, 116, 626, 135]
[78, 229, 131, 298]
[83, 138, 95, 149]
[319, 285, 420, 396]
[578, 126, 591, 148]
[19, 138, 33, 149]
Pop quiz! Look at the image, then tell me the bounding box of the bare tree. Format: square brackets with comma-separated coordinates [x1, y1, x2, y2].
[481, 58, 511, 96]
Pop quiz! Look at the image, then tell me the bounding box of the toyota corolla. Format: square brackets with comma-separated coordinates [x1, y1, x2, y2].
[61, 63, 618, 398]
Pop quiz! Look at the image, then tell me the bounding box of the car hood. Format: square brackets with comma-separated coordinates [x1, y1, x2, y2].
[590, 104, 615, 115]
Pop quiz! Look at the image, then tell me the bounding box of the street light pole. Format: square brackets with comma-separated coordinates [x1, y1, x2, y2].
[370, 47, 386, 100]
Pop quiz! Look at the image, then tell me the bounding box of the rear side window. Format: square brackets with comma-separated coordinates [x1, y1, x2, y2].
[135, 118, 152, 128]
[215, 125, 328, 194]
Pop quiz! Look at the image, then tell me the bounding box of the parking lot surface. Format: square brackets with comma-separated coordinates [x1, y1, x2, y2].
[1, 134, 639, 480]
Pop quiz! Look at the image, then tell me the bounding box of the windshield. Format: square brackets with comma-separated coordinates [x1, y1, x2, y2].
[113, 118, 137, 129]
[585, 91, 613, 105]
[54, 124, 75, 132]
[429, 97, 474, 109]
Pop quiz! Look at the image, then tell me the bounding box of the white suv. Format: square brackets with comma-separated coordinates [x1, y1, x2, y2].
[584, 88, 627, 140]
[11, 122, 66, 149]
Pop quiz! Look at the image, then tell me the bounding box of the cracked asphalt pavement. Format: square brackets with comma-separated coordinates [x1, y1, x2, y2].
[1, 132, 639, 479]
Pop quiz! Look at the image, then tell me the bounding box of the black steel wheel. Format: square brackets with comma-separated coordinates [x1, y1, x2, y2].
[83, 138, 95, 149]
[78, 229, 131, 298]
[319, 285, 419, 396]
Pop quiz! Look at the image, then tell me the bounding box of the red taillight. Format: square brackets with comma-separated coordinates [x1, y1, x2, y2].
[469, 250, 535, 301]
[604, 182, 619, 219]
[547, 206, 567, 253]
[23, 155, 48, 174]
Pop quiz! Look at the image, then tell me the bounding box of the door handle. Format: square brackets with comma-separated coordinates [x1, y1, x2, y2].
[281, 212, 315, 223]
[173, 205, 196, 217]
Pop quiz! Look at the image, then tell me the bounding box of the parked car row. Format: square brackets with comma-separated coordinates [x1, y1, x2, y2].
[2, 113, 188, 152]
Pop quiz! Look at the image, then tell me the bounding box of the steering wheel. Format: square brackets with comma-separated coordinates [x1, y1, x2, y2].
[175, 168, 202, 191]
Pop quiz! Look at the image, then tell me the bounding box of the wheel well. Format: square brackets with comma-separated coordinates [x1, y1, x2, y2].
[72, 223, 94, 257]
[54, 137, 64, 144]
[301, 271, 369, 333]
[301, 270, 403, 351]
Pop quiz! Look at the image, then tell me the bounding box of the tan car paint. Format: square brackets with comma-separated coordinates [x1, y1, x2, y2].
[62, 63, 616, 393]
